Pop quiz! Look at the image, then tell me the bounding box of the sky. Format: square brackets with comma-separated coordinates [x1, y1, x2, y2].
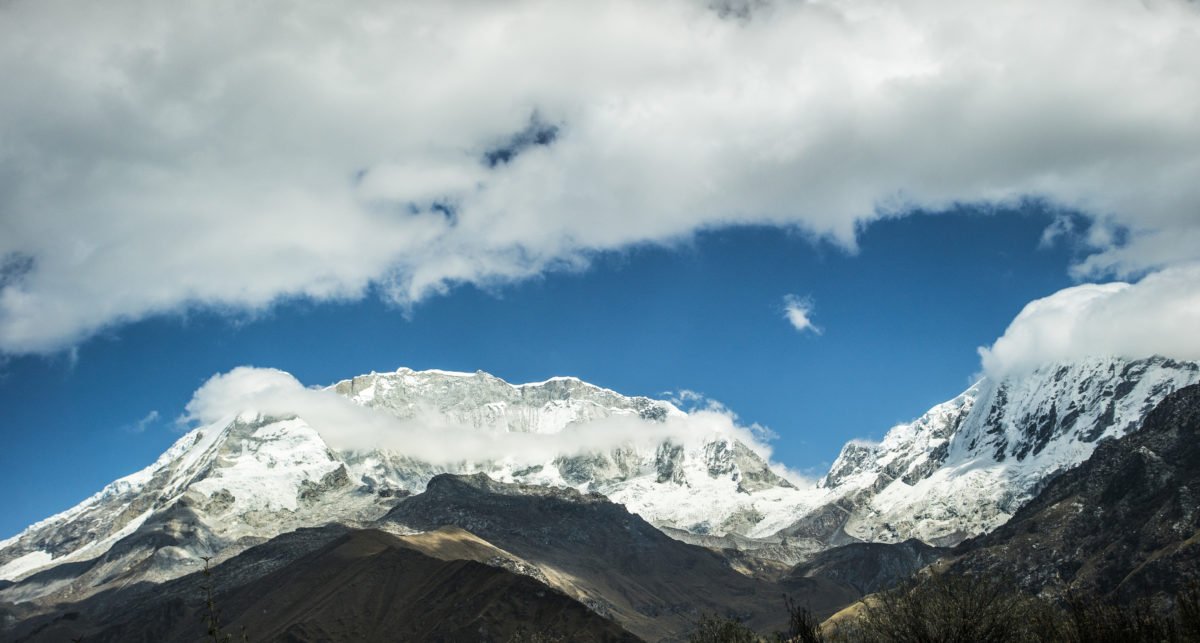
[2, 0, 1200, 539]
[0, 208, 1086, 538]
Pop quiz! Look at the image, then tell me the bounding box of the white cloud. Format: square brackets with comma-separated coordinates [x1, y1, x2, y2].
[1, 0, 1199, 353]
[979, 263, 1200, 377]
[122, 410, 159, 434]
[769, 462, 821, 489]
[783, 294, 821, 334]
[664, 389, 707, 409]
[182, 366, 776, 466]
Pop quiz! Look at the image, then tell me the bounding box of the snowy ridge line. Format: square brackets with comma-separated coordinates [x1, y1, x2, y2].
[0, 427, 206, 551]
[2, 357, 1198, 592]
[328, 367, 649, 408]
[807, 356, 1200, 545]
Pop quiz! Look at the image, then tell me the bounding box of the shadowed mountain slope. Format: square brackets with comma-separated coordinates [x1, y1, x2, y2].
[948, 383, 1200, 606]
[383, 473, 858, 641]
[12, 528, 638, 643]
[784, 539, 946, 597]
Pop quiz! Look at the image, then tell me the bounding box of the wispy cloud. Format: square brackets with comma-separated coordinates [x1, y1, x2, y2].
[769, 462, 821, 489]
[783, 295, 821, 335]
[664, 389, 706, 410]
[664, 388, 778, 447]
[122, 410, 160, 434]
[181, 367, 780, 467]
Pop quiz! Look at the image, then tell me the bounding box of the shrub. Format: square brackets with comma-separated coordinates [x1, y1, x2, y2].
[688, 612, 761, 643]
[505, 627, 568, 642]
[825, 573, 1200, 643]
[1177, 584, 1200, 642]
[780, 595, 826, 643]
[687, 595, 826, 643]
[825, 573, 1052, 643]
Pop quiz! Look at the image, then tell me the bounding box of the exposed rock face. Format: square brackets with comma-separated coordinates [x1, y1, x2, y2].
[784, 539, 946, 597]
[786, 357, 1200, 546]
[382, 473, 857, 641]
[947, 383, 1200, 605]
[3, 475, 859, 643]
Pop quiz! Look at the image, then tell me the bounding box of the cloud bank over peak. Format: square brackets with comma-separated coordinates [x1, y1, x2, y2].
[1, 0, 1199, 353]
[979, 264, 1200, 377]
[182, 366, 777, 467]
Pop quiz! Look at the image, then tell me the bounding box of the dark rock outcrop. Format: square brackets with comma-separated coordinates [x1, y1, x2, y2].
[7, 526, 639, 642]
[785, 539, 946, 597]
[948, 383, 1200, 606]
[384, 473, 857, 641]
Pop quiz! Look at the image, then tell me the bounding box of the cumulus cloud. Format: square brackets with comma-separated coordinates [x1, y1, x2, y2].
[182, 366, 775, 466]
[979, 263, 1200, 377]
[783, 295, 821, 334]
[1, 0, 1199, 353]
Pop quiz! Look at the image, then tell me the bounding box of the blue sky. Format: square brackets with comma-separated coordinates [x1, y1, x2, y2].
[0, 207, 1077, 538]
[2, 0, 1199, 542]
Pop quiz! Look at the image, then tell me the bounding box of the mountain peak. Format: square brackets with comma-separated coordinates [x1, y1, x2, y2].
[796, 355, 1200, 546]
[949, 382, 1200, 603]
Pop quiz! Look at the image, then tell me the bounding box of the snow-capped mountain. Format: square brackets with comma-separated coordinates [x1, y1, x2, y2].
[2, 357, 1198, 604]
[0, 413, 384, 603]
[0, 368, 806, 600]
[331, 369, 812, 536]
[789, 356, 1200, 545]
